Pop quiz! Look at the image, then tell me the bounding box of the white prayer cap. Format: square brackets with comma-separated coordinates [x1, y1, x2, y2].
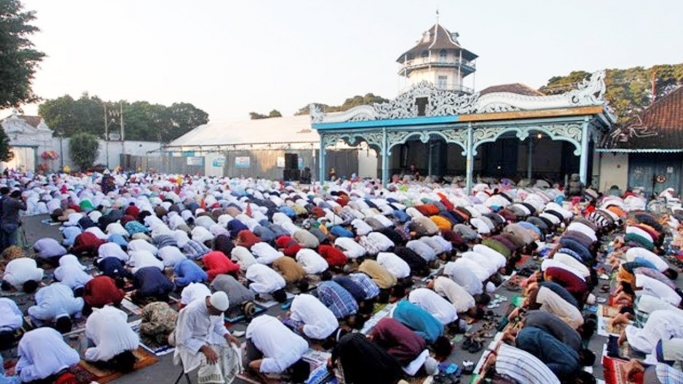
[210, 291, 229, 312]
[424, 356, 439, 376]
[486, 282, 496, 293]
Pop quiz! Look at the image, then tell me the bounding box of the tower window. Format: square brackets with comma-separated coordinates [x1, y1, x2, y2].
[416, 97, 428, 116]
[421, 50, 429, 59]
[437, 76, 447, 89]
[439, 50, 447, 62]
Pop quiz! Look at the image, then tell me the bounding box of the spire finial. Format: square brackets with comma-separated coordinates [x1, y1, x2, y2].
[436, 8, 439, 24]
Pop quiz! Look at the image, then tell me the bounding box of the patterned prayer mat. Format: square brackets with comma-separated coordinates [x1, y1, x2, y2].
[70, 346, 159, 384]
[601, 355, 641, 384]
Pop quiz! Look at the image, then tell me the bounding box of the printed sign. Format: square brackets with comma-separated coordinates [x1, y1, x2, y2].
[212, 156, 226, 167]
[186, 157, 204, 166]
[235, 156, 250, 168]
[298, 158, 304, 169]
[277, 157, 285, 168]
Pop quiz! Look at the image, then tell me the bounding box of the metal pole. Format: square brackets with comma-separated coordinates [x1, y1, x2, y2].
[579, 118, 590, 185]
[428, 142, 433, 177]
[120, 102, 125, 171]
[382, 127, 388, 186]
[319, 135, 325, 183]
[466, 124, 474, 194]
[103, 103, 109, 169]
[527, 134, 533, 180]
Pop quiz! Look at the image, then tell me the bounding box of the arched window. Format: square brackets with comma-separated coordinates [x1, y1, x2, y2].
[421, 50, 429, 60]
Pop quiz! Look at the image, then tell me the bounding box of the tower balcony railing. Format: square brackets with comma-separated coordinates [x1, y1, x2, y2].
[399, 82, 474, 95]
[398, 57, 477, 74]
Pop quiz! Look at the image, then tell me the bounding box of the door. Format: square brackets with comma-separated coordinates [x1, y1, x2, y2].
[628, 153, 682, 197]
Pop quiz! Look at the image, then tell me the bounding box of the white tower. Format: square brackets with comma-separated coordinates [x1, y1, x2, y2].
[397, 23, 477, 94]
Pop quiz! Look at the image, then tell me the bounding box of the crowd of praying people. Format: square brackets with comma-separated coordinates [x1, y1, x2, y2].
[0, 169, 680, 384]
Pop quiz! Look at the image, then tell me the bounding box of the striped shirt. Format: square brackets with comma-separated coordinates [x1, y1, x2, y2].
[495, 344, 560, 384]
[348, 273, 380, 299]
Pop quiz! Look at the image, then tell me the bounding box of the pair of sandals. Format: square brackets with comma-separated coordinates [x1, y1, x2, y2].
[462, 336, 484, 353]
[432, 373, 460, 384]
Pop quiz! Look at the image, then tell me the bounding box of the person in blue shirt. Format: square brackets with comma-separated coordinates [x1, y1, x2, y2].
[97, 256, 131, 284]
[0, 354, 20, 384]
[173, 259, 208, 288]
[390, 299, 452, 358]
[131, 266, 174, 305]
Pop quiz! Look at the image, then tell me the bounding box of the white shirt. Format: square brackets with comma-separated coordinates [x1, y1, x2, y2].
[0, 298, 24, 330]
[626, 247, 669, 272]
[194, 216, 216, 230]
[536, 286, 584, 329]
[334, 237, 366, 259]
[168, 214, 186, 230]
[635, 273, 682, 306]
[290, 294, 339, 340]
[443, 261, 483, 296]
[3, 258, 44, 290]
[553, 253, 591, 278]
[158, 246, 187, 267]
[472, 244, 507, 270]
[246, 315, 308, 374]
[448, 258, 489, 282]
[565, 222, 597, 242]
[367, 232, 394, 251]
[54, 264, 93, 289]
[433, 276, 475, 313]
[16, 327, 80, 382]
[98, 242, 129, 262]
[58, 254, 86, 270]
[406, 240, 437, 262]
[127, 250, 163, 273]
[626, 226, 654, 243]
[408, 288, 458, 325]
[351, 219, 373, 236]
[174, 298, 230, 372]
[191, 226, 214, 243]
[180, 282, 211, 305]
[231, 246, 257, 271]
[429, 235, 453, 254]
[127, 239, 159, 255]
[295, 249, 329, 275]
[461, 251, 498, 276]
[377, 252, 411, 279]
[245, 264, 286, 294]
[251, 243, 285, 265]
[105, 222, 129, 237]
[85, 226, 109, 241]
[28, 282, 84, 321]
[85, 306, 139, 362]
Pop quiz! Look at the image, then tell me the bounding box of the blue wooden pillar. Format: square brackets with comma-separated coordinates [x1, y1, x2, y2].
[466, 123, 474, 194]
[579, 117, 590, 185]
[319, 135, 326, 183]
[381, 127, 388, 186]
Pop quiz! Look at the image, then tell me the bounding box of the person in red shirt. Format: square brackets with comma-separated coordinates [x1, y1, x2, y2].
[202, 251, 240, 281]
[82, 275, 126, 312]
[70, 232, 106, 257]
[317, 244, 348, 270]
[543, 267, 589, 307]
[235, 230, 261, 249]
[276, 236, 302, 257]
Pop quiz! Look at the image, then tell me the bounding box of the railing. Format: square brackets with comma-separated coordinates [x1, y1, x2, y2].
[400, 57, 476, 71]
[398, 82, 474, 94]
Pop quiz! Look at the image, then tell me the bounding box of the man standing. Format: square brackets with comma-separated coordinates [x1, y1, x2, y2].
[173, 292, 242, 383]
[1, 190, 25, 250]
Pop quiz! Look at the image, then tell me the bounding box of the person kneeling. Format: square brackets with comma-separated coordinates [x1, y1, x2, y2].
[84, 306, 139, 373]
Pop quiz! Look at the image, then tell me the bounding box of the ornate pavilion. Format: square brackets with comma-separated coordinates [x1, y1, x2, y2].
[311, 23, 615, 193]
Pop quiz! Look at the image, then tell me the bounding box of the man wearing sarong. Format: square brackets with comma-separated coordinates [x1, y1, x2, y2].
[173, 291, 242, 383]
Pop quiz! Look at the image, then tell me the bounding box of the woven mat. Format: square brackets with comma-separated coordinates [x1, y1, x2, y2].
[71, 346, 159, 384]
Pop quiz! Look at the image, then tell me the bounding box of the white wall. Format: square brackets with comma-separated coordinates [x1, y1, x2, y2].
[204, 152, 226, 177]
[358, 148, 378, 178]
[598, 153, 629, 192]
[56, 138, 161, 170]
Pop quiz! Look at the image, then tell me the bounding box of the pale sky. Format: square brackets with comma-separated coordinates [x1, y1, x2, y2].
[5, 0, 683, 124]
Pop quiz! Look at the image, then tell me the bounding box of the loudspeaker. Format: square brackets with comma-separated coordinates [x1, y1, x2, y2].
[284, 153, 299, 170]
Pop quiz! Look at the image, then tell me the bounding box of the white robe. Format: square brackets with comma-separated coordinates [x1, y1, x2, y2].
[16, 327, 80, 382]
[85, 306, 139, 362]
[173, 299, 231, 373]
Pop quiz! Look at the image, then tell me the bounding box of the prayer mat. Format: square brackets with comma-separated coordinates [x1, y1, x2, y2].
[360, 303, 395, 334]
[128, 319, 175, 356]
[253, 292, 294, 309]
[71, 346, 159, 384]
[224, 304, 267, 323]
[602, 305, 620, 318]
[120, 298, 142, 315]
[601, 355, 641, 384]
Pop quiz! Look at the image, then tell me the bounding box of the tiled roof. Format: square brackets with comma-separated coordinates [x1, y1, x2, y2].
[601, 86, 683, 150]
[479, 83, 545, 97]
[396, 24, 477, 63]
[20, 116, 42, 128]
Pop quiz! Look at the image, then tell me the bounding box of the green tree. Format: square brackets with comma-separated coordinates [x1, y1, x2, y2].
[294, 93, 389, 115]
[249, 112, 268, 120]
[0, 129, 14, 162]
[539, 64, 683, 121]
[39, 95, 208, 141]
[0, 0, 45, 109]
[268, 109, 282, 118]
[69, 132, 99, 170]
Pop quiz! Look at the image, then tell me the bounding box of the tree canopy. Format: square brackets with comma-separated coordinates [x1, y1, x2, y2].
[294, 93, 390, 115]
[539, 64, 683, 121]
[69, 132, 99, 171]
[0, 0, 45, 109]
[38, 94, 209, 142]
[249, 109, 282, 120]
[0, 129, 14, 162]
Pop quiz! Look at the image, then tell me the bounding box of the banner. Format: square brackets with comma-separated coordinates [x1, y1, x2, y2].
[186, 157, 204, 166]
[212, 156, 226, 167]
[276, 157, 285, 168]
[235, 157, 250, 168]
